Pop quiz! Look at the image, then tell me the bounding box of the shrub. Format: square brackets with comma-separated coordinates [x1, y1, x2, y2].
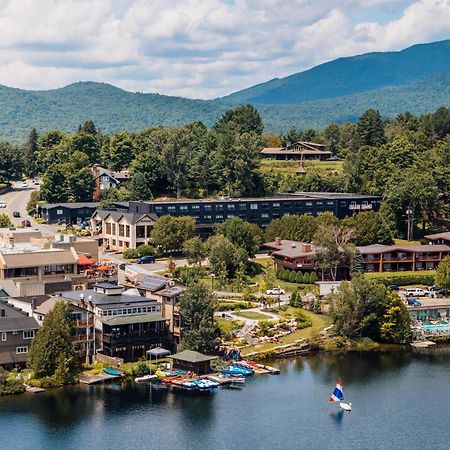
[132, 360, 151, 377]
[288, 270, 297, 283]
[0, 378, 26, 396]
[123, 248, 139, 259]
[303, 272, 310, 284]
[375, 274, 435, 286]
[136, 244, 155, 257]
[310, 272, 318, 283]
[295, 272, 304, 283]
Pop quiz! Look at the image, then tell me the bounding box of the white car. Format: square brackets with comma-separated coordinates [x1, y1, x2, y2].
[21, 181, 28, 188]
[0, 200, 6, 208]
[404, 288, 429, 297]
[266, 287, 285, 295]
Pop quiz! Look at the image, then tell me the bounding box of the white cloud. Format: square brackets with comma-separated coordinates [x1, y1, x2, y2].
[0, 0, 447, 98]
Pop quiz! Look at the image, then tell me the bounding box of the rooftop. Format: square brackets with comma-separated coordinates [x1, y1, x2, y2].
[169, 350, 218, 363]
[101, 312, 166, 326]
[0, 300, 39, 332]
[424, 231, 450, 241]
[358, 244, 450, 254]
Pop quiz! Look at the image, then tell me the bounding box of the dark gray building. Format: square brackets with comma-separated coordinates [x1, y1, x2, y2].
[0, 299, 39, 369]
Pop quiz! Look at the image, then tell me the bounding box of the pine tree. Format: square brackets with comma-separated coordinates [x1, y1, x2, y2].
[295, 271, 304, 284]
[23, 128, 38, 177]
[288, 270, 297, 283]
[303, 273, 310, 284]
[28, 301, 77, 383]
[309, 272, 318, 284]
[356, 109, 386, 147]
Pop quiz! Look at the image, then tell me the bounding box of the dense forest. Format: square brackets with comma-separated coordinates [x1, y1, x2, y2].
[1, 103, 449, 241]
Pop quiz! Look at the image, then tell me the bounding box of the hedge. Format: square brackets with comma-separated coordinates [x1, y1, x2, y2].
[376, 274, 435, 286]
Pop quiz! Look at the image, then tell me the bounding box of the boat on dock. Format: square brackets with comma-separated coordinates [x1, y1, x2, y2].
[134, 374, 161, 383]
[220, 366, 253, 377]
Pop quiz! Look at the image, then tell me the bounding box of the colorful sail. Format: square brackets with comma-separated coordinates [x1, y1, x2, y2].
[329, 378, 344, 402]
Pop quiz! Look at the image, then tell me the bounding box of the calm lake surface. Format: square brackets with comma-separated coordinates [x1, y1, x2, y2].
[1, 349, 449, 450]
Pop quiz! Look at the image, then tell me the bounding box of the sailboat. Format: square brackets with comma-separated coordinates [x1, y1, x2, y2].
[329, 378, 352, 411]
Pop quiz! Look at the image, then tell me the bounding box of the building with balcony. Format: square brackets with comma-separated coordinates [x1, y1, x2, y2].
[265, 238, 317, 272]
[92, 165, 129, 201]
[91, 192, 380, 250]
[358, 244, 450, 273]
[0, 299, 39, 369]
[54, 283, 169, 362]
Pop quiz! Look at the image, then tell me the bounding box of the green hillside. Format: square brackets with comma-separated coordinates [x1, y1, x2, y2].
[0, 41, 449, 142]
[222, 40, 450, 104]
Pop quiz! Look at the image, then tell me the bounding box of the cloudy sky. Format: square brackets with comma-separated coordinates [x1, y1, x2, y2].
[0, 0, 448, 98]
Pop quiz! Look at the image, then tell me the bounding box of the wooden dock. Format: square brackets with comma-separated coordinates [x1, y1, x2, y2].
[25, 385, 45, 394]
[79, 373, 122, 385]
[411, 340, 437, 348]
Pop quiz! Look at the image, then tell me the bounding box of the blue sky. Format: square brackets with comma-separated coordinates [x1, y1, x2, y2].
[0, 0, 448, 98]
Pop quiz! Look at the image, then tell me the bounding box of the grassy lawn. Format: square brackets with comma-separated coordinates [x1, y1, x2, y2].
[364, 270, 436, 279]
[215, 317, 244, 334]
[393, 239, 422, 246]
[236, 311, 273, 321]
[241, 309, 331, 356]
[259, 159, 343, 175]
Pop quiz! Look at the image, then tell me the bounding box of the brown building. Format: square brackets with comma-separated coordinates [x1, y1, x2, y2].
[265, 238, 317, 272]
[92, 166, 129, 201]
[169, 350, 217, 375]
[424, 231, 450, 246]
[261, 141, 332, 160]
[358, 244, 450, 273]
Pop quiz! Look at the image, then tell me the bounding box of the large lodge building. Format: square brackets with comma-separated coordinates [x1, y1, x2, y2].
[89, 192, 381, 250]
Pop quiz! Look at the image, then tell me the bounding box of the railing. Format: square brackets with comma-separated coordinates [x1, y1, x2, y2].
[73, 335, 94, 343]
[102, 330, 163, 345]
[75, 320, 95, 328]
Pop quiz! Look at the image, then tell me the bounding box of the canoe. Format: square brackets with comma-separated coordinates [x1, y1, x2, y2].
[103, 368, 124, 377]
[135, 374, 160, 383]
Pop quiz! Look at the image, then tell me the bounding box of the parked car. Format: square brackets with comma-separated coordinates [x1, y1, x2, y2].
[21, 181, 28, 188]
[266, 287, 285, 295]
[21, 219, 31, 227]
[428, 285, 441, 291]
[136, 255, 156, 264]
[407, 298, 422, 306]
[12, 211, 20, 218]
[387, 284, 399, 291]
[404, 288, 429, 297]
[437, 289, 450, 296]
[0, 200, 6, 208]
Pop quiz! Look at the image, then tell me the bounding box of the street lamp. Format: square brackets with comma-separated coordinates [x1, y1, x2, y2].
[406, 207, 413, 241]
[210, 273, 215, 291]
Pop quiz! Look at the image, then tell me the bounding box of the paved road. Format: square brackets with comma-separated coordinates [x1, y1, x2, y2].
[0, 180, 57, 236]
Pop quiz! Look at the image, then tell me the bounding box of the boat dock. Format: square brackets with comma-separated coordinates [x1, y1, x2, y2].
[79, 373, 123, 385]
[25, 385, 45, 394]
[411, 340, 437, 348]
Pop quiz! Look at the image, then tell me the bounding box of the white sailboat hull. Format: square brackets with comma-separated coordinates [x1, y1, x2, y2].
[339, 402, 352, 411]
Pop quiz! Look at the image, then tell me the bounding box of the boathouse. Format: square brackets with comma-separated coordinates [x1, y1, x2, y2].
[169, 350, 217, 375]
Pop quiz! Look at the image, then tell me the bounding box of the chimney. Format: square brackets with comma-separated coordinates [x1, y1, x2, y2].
[291, 243, 296, 248]
[275, 237, 281, 246]
[302, 244, 311, 253]
[31, 296, 37, 312]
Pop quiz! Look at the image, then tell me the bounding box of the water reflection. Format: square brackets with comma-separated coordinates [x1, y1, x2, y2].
[329, 410, 344, 426]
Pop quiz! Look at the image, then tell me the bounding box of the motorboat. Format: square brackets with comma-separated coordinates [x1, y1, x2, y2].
[134, 374, 160, 383]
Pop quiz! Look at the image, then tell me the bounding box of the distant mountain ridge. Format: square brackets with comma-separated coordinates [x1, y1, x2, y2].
[222, 40, 450, 104]
[0, 40, 449, 142]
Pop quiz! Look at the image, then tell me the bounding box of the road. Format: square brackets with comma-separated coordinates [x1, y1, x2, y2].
[0, 180, 57, 236]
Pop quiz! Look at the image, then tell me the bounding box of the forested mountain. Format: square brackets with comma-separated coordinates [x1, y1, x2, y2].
[0, 40, 449, 142]
[222, 40, 450, 104]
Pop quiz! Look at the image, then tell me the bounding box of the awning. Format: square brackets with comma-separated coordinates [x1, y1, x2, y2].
[146, 348, 171, 358]
[96, 265, 114, 271]
[78, 255, 94, 266]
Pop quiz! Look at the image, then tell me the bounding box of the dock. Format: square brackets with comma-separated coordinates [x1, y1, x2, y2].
[411, 340, 437, 348]
[25, 385, 45, 394]
[79, 373, 122, 385]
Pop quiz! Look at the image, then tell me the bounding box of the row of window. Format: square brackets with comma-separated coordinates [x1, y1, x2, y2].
[16, 346, 28, 354]
[1, 330, 35, 341]
[99, 305, 160, 317]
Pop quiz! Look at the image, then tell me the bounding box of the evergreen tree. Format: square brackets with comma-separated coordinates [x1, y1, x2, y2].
[28, 301, 77, 382]
[23, 128, 38, 177]
[303, 272, 310, 284]
[309, 272, 318, 284]
[435, 256, 450, 289]
[288, 270, 297, 283]
[356, 109, 386, 147]
[380, 291, 411, 344]
[213, 104, 263, 135]
[295, 271, 304, 284]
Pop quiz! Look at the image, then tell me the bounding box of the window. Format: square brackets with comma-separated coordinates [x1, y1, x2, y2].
[23, 330, 35, 339]
[262, 213, 269, 218]
[273, 203, 280, 208]
[305, 202, 313, 207]
[180, 205, 188, 212]
[1, 332, 6, 342]
[204, 205, 212, 211]
[167, 206, 176, 212]
[16, 346, 28, 354]
[239, 204, 247, 210]
[250, 203, 258, 210]
[191, 205, 200, 211]
[327, 201, 334, 206]
[204, 215, 212, 220]
[57, 209, 63, 215]
[105, 223, 112, 234]
[155, 206, 163, 213]
[316, 201, 323, 206]
[227, 204, 235, 210]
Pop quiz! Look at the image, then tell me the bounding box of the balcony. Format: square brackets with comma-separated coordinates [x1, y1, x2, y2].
[102, 329, 163, 345]
[75, 320, 95, 328]
[73, 335, 95, 344]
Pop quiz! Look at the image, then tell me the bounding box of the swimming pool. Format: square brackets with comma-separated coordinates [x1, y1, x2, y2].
[421, 324, 450, 332]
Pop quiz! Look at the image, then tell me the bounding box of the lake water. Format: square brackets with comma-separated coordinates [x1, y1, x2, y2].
[1, 348, 449, 450]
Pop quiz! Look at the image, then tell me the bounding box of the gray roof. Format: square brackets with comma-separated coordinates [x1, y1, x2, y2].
[424, 231, 450, 241]
[101, 312, 166, 326]
[58, 290, 159, 310]
[41, 202, 99, 210]
[0, 301, 39, 332]
[169, 350, 218, 363]
[93, 210, 158, 225]
[157, 287, 185, 298]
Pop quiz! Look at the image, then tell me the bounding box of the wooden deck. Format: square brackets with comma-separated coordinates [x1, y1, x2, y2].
[79, 373, 122, 385]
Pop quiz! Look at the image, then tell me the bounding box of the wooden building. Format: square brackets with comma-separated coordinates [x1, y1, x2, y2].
[169, 350, 217, 375]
